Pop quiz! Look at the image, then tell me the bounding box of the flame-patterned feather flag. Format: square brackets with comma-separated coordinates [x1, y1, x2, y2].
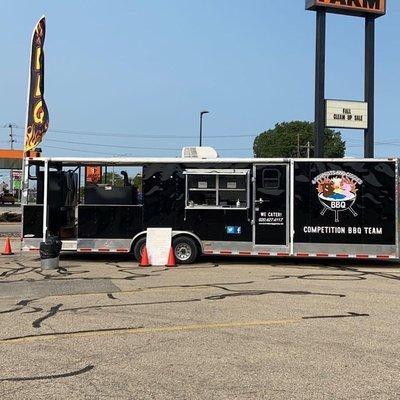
[24, 16, 49, 152]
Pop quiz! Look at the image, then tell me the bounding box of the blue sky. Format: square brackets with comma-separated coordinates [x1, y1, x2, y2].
[1, 1, 400, 158]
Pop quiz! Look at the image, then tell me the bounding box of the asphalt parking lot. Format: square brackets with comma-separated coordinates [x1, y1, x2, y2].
[0, 248, 399, 400]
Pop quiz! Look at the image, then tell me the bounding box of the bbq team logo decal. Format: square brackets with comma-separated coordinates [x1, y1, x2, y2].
[312, 171, 363, 222]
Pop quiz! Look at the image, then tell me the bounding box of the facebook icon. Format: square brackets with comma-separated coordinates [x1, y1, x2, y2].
[226, 226, 241, 235]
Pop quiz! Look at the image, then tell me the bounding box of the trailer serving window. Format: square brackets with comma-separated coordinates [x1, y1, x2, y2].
[184, 169, 250, 209]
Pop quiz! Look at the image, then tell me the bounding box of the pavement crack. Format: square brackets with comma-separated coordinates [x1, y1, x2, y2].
[0, 364, 94, 382]
[16, 299, 34, 306]
[22, 307, 44, 314]
[303, 312, 370, 320]
[32, 304, 63, 328]
[60, 298, 201, 313]
[0, 299, 37, 315]
[0, 307, 22, 315]
[205, 290, 345, 301]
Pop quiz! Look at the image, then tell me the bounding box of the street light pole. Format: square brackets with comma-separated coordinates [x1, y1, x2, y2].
[199, 110, 209, 147]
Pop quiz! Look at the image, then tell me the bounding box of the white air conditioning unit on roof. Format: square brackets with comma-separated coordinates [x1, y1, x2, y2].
[181, 147, 219, 159]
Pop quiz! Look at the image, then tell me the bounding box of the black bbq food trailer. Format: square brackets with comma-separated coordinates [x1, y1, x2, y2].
[21, 149, 399, 263]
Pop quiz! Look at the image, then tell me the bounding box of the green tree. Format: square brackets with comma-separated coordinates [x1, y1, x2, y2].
[132, 174, 142, 189]
[104, 172, 124, 187]
[103, 172, 142, 188]
[253, 121, 346, 158]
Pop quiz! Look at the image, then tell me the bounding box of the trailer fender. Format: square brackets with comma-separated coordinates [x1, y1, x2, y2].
[171, 231, 204, 253]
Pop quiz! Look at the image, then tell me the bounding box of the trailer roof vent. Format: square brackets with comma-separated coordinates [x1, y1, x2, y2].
[181, 146, 218, 159]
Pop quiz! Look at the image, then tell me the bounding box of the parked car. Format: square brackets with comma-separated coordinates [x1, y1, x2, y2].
[0, 193, 16, 205]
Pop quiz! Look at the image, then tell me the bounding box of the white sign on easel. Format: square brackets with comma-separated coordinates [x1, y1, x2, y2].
[146, 228, 172, 266]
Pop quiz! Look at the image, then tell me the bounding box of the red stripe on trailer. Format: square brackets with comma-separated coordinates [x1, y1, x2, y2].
[336, 254, 349, 258]
[356, 254, 369, 259]
[220, 250, 232, 255]
[98, 248, 110, 252]
[377, 254, 390, 259]
[29, 248, 39, 252]
[277, 252, 289, 257]
[116, 248, 128, 252]
[296, 253, 309, 257]
[316, 253, 329, 257]
[239, 251, 252, 255]
[258, 251, 270, 256]
[203, 250, 213, 254]
[79, 248, 92, 252]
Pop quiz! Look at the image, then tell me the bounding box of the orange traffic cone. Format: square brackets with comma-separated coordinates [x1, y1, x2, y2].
[165, 247, 176, 267]
[2, 237, 14, 255]
[139, 246, 150, 267]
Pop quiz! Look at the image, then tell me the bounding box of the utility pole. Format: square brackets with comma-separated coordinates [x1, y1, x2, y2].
[296, 134, 314, 158]
[8, 124, 15, 150]
[4, 123, 17, 198]
[297, 132, 301, 158]
[296, 137, 314, 159]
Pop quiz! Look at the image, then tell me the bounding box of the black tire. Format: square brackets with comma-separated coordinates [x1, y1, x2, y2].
[133, 237, 147, 262]
[172, 236, 198, 264]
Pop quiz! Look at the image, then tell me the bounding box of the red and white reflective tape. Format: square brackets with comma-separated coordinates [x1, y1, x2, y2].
[203, 250, 289, 257]
[23, 247, 396, 260]
[294, 253, 396, 260]
[23, 247, 130, 253]
[203, 250, 396, 260]
[77, 248, 129, 253]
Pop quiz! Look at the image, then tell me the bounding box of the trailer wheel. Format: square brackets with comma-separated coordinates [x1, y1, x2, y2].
[172, 236, 198, 264]
[133, 237, 147, 262]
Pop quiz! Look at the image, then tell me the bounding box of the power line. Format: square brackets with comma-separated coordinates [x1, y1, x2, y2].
[12, 126, 255, 139]
[8, 123, 400, 144]
[6, 136, 400, 151]
[7, 123, 400, 154]
[39, 137, 250, 151]
[45, 138, 182, 151]
[40, 138, 297, 151]
[14, 135, 400, 152]
[43, 145, 127, 156]
[9, 124, 400, 148]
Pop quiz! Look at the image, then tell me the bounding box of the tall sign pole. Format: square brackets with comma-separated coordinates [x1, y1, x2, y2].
[306, 0, 386, 159]
[365, 16, 375, 158]
[314, 10, 326, 158]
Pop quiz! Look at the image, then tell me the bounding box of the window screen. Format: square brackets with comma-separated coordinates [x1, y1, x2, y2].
[219, 175, 246, 190]
[187, 175, 217, 206]
[186, 172, 249, 208]
[188, 175, 216, 189]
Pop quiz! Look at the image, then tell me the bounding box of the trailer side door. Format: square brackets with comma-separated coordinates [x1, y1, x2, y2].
[253, 164, 289, 246]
